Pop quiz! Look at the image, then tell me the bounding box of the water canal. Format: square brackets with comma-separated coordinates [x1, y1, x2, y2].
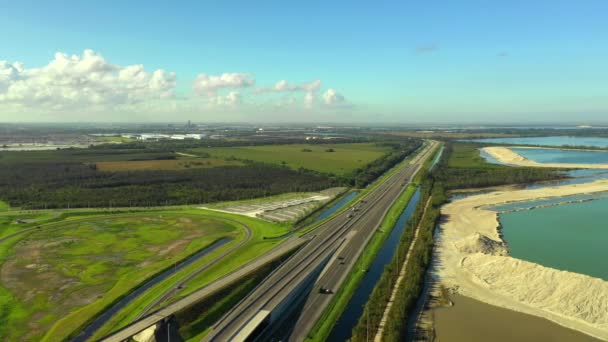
[327, 188, 422, 341]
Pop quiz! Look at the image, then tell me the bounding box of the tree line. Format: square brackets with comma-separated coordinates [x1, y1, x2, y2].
[0, 162, 339, 209]
[350, 141, 564, 341]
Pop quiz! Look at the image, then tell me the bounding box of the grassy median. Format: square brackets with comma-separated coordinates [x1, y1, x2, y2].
[305, 143, 438, 341]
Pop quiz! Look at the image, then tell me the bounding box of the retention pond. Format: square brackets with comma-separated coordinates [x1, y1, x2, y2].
[497, 197, 608, 280]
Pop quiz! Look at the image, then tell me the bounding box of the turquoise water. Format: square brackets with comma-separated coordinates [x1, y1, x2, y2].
[511, 148, 608, 164]
[478, 146, 608, 187]
[499, 198, 608, 280]
[490, 192, 608, 212]
[468, 136, 608, 148]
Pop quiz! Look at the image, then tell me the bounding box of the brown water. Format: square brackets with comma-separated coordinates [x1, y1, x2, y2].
[434, 294, 600, 342]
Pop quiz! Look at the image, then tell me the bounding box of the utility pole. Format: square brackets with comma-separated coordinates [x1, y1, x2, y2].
[366, 308, 369, 342]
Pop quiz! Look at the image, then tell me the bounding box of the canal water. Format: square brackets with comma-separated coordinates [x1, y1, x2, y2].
[315, 191, 359, 222]
[497, 198, 608, 280]
[327, 188, 422, 341]
[73, 238, 231, 341]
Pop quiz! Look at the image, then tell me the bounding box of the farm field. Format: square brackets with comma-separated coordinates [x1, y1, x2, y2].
[0, 210, 252, 341]
[189, 143, 391, 175]
[0, 148, 337, 209]
[95, 158, 243, 172]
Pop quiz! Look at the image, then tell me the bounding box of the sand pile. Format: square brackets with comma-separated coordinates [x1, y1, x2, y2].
[461, 254, 608, 329]
[482, 146, 608, 169]
[454, 233, 508, 256]
[436, 179, 608, 340]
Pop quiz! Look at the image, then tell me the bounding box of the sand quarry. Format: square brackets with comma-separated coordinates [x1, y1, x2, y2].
[436, 179, 608, 341]
[483, 146, 608, 169]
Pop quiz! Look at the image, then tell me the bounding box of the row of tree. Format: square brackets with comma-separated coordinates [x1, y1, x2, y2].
[0, 162, 339, 209]
[0, 138, 423, 209]
[350, 139, 423, 187]
[350, 141, 565, 341]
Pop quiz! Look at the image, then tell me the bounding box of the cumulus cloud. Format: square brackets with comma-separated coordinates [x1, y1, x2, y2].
[0, 49, 176, 110]
[254, 79, 321, 93]
[254, 79, 321, 108]
[0, 49, 351, 118]
[192, 73, 254, 96]
[322, 88, 346, 106]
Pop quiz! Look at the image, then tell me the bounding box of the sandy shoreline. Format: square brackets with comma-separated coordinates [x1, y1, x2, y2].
[483, 146, 608, 169]
[436, 179, 608, 341]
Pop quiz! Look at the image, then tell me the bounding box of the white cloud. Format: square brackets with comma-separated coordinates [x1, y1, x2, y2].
[254, 79, 322, 108]
[0, 50, 352, 120]
[323, 88, 346, 106]
[255, 79, 321, 94]
[0, 49, 176, 110]
[192, 73, 254, 96]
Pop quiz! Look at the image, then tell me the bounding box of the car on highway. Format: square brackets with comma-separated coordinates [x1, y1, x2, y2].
[319, 287, 333, 294]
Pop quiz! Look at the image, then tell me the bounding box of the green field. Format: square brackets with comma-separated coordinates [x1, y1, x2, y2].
[189, 143, 391, 175]
[92, 208, 290, 339]
[0, 201, 9, 211]
[95, 136, 137, 143]
[447, 143, 503, 168]
[95, 158, 243, 172]
[0, 209, 285, 341]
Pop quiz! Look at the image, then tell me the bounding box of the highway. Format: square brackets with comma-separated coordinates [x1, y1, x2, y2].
[288, 144, 435, 341]
[204, 140, 438, 342]
[100, 236, 306, 342]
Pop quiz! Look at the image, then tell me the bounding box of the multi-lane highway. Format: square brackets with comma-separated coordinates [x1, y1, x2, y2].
[204, 140, 438, 342]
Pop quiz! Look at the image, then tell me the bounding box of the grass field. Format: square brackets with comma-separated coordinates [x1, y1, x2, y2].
[447, 143, 503, 168]
[0, 210, 250, 341]
[188, 143, 391, 175]
[95, 136, 137, 143]
[93, 209, 290, 338]
[0, 201, 9, 211]
[95, 158, 243, 172]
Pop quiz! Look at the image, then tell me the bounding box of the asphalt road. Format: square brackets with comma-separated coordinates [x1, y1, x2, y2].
[77, 217, 253, 341]
[289, 142, 437, 341]
[204, 141, 438, 342]
[100, 237, 306, 342]
[136, 217, 255, 318]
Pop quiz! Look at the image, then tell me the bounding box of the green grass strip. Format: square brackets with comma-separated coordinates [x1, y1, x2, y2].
[306, 142, 439, 341]
[306, 185, 417, 341]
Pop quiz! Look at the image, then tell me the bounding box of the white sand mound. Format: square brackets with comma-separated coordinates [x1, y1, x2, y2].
[461, 254, 608, 329]
[483, 146, 608, 169]
[436, 179, 608, 340]
[454, 233, 508, 256]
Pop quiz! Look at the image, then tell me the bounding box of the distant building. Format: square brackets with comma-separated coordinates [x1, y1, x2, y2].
[185, 133, 205, 139]
[137, 134, 170, 141]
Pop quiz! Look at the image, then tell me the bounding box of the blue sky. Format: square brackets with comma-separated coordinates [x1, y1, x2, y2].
[1, 0, 607, 123]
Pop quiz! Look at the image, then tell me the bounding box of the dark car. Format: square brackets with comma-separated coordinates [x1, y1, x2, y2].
[319, 287, 333, 294]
